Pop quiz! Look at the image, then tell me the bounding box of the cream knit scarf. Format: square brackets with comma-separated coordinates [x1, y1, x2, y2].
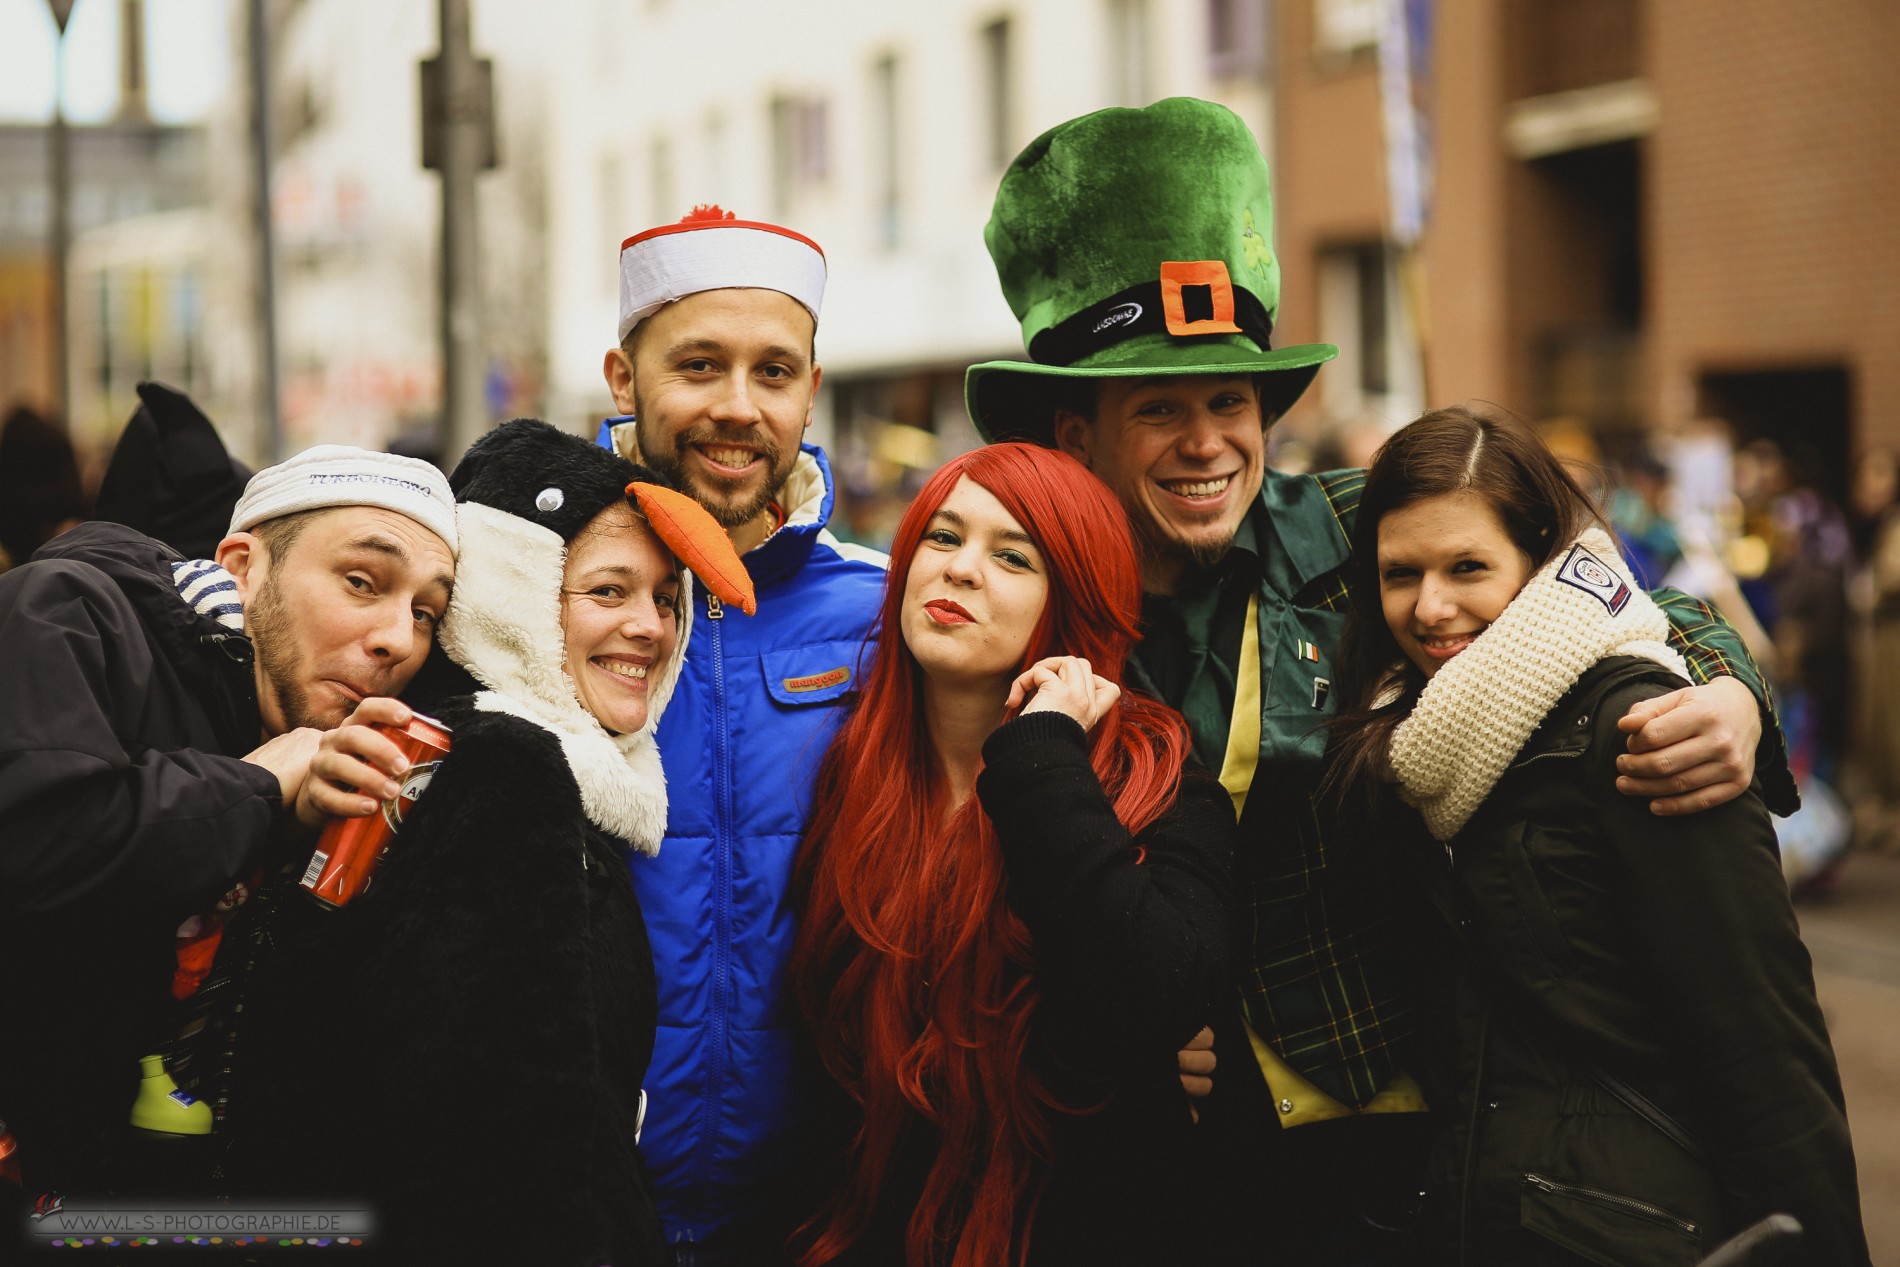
[1388, 526, 1687, 841]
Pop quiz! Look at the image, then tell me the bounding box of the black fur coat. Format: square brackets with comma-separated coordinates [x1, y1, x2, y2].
[235, 430, 690, 1265]
[241, 684, 665, 1265]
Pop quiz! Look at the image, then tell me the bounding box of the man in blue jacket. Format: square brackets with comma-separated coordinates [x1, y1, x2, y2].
[600, 206, 887, 1263]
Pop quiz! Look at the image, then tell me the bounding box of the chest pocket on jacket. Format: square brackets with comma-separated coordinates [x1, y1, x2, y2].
[1258, 605, 1348, 767]
[762, 641, 865, 709]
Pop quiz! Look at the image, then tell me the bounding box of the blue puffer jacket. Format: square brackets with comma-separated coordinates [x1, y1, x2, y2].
[604, 429, 887, 1246]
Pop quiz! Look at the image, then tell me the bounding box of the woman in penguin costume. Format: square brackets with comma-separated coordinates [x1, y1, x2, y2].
[239, 418, 754, 1266]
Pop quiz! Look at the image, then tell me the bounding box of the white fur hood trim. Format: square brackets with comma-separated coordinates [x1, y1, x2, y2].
[777, 449, 827, 530]
[1388, 526, 1687, 842]
[437, 500, 691, 854]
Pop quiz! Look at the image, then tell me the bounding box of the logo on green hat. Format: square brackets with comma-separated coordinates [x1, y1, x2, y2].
[1093, 302, 1143, 335]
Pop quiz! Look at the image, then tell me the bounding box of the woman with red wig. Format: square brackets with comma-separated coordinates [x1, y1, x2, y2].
[787, 442, 1236, 1267]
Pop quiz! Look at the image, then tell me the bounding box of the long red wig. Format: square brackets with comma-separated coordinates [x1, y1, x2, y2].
[789, 442, 1190, 1267]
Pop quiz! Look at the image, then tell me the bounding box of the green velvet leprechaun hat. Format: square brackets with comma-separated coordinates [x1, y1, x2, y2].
[966, 97, 1337, 445]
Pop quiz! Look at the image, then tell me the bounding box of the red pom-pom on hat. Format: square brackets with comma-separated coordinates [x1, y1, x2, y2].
[681, 204, 737, 223]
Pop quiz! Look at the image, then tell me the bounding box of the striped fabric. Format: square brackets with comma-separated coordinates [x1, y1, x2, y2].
[172, 559, 246, 632]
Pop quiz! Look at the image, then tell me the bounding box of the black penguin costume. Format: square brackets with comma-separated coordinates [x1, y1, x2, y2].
[240, 420, 747, 1266]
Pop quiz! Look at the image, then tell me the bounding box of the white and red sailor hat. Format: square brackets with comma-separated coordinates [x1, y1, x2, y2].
[617, 205, 827, 341]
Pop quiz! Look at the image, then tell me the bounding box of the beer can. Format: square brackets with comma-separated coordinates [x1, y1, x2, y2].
[299, 712, 452, 909]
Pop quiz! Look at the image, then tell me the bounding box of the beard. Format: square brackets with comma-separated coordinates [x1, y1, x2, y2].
[1177, 529, 1240, 572]
[1134, 517, 1241, 579]
[633, 411, 797, 530]
[247, 574, 337, 731]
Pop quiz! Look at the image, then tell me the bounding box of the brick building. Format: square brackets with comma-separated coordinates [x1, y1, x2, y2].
[1271, 0, 1900, 488]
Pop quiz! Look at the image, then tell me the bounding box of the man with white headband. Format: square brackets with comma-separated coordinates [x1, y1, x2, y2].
[600, 206, 887, 1261]
[0, 444, 456, 1201]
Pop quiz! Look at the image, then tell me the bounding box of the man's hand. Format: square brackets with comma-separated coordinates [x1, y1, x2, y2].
[1178, 1026, 1216, 1124]
[1615, 676, 1761, 815]
[292, 697, 417, 830]
[243, 727, 324, 810]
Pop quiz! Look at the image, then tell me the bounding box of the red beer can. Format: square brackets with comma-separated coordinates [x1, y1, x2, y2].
[299, 712, 452, 909]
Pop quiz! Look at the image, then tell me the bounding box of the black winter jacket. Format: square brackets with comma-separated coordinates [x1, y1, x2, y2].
[1387, 657, 1867, 1267]
[238, 678, 666, 1266]
[234, 432, 684, 1266]
[0, 522, 283, 1186]
[796, 711, 1236, 1266]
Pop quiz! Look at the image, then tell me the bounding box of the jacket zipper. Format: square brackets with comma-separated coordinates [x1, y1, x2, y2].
[1457, 1017, 1488, 1267]
[689, 586, 733, 1226]
[1506, 747, 1584, 773]
[1522, 1173, 1698, 1236]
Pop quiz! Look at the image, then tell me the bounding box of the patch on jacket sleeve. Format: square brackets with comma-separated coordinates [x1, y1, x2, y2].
[1555, 544, 1631, 615]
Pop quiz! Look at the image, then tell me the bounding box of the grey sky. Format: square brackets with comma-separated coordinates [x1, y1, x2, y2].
[0, 0, 228, 124]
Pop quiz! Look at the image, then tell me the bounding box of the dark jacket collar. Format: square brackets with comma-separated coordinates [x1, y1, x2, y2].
[1253, 466, 1354, 600]
[34, 520, 263, 751]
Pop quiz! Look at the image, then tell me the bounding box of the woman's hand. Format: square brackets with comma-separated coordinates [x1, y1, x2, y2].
[1007, 656, 1121, 732]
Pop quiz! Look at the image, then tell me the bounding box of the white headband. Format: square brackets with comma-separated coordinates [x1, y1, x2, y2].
[618, 209, 827, 341]
[228, 445, 458, 554]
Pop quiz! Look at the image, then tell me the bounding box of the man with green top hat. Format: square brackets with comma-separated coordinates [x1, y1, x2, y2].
[967, 96, 1793, 1259]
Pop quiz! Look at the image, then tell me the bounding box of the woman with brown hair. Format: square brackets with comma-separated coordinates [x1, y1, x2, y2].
[1326, 407, 1867, 1265]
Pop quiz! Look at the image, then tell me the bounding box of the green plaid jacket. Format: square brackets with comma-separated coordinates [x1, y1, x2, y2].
[1132, 467, 1795, 1112]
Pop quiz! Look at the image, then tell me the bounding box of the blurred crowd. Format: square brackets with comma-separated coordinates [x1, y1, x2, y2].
[1, 384, 259, 574]
[1552, 418, 1895, 892]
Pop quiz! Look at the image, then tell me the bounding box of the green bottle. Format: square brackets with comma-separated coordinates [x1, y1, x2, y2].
[128, 1055, 212, 1136]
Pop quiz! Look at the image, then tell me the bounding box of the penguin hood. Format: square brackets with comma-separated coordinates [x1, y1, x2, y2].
[438, 419, 693, 853]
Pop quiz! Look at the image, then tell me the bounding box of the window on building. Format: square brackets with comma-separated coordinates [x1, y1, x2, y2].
[979, 17, 1014, 170]
[1345, 241, 1390, 395]
[803, 98, 831, 182]
[770, 94, 831, 218]
[175, 267, 200, 394]
[1208, 0, 1268, 79]
[870, 53, 902, 248]
[770, 96, 794, 216]
[1317, 239, 1425, 424]
[1106, 0, 1153, 105]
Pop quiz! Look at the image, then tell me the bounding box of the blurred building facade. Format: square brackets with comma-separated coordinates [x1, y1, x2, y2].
[1271, 0, 1900, 491]
[206, 0, 562, 461]
[9, 0, 1895, 491]
[539, 0, 1278, 539]
[0, 0, 209, 448]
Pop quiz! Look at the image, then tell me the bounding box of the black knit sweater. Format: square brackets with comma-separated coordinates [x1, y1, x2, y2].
[795, 710, 1238, 1266]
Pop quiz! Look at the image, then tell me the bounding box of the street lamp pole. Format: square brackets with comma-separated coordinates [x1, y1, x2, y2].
[431, 0, 487, 466]
[248, 0, 282, 462]
[46, 0, 75, 427]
